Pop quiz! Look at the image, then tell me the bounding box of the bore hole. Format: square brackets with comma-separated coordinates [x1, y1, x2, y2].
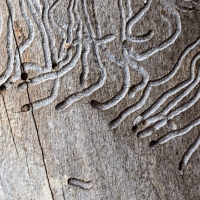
[21, 73, 28, 80]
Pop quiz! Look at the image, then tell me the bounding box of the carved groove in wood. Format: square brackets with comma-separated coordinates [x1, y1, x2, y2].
[1, 0, 200, 173]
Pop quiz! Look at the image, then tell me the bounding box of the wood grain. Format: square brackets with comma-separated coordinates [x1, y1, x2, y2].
[0, 0, 199, 199]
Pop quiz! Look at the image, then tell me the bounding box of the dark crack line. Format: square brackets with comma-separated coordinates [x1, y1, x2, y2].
[5, 1, 54, 199]
[26, 85, 55, 200]
[60, 179, 65, 200]
[5, 0, 24, 74]
[0, 93, 19, 156]
[5, 1, 31, 175]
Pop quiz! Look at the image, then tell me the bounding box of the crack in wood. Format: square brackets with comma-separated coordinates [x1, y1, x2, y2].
[5, 0, 55, 199]
[0, 0, 199, 172]
[0, 93, 19, 156]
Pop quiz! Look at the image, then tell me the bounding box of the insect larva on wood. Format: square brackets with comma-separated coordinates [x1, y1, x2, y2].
[68, 178, 92, 190]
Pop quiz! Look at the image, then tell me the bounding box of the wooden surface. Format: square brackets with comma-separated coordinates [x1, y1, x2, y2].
[0, 0, 200, 199]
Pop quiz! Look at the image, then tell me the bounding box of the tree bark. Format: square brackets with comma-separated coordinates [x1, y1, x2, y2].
[0, 0, 199, 199]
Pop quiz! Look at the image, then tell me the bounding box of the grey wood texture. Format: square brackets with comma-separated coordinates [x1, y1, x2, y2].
[0, 0, 199, 199]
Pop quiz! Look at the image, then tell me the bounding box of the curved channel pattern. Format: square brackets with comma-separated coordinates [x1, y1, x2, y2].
[1, 0, 199, 170]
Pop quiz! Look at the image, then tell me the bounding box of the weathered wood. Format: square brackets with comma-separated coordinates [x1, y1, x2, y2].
[0, 0, 199, 199]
